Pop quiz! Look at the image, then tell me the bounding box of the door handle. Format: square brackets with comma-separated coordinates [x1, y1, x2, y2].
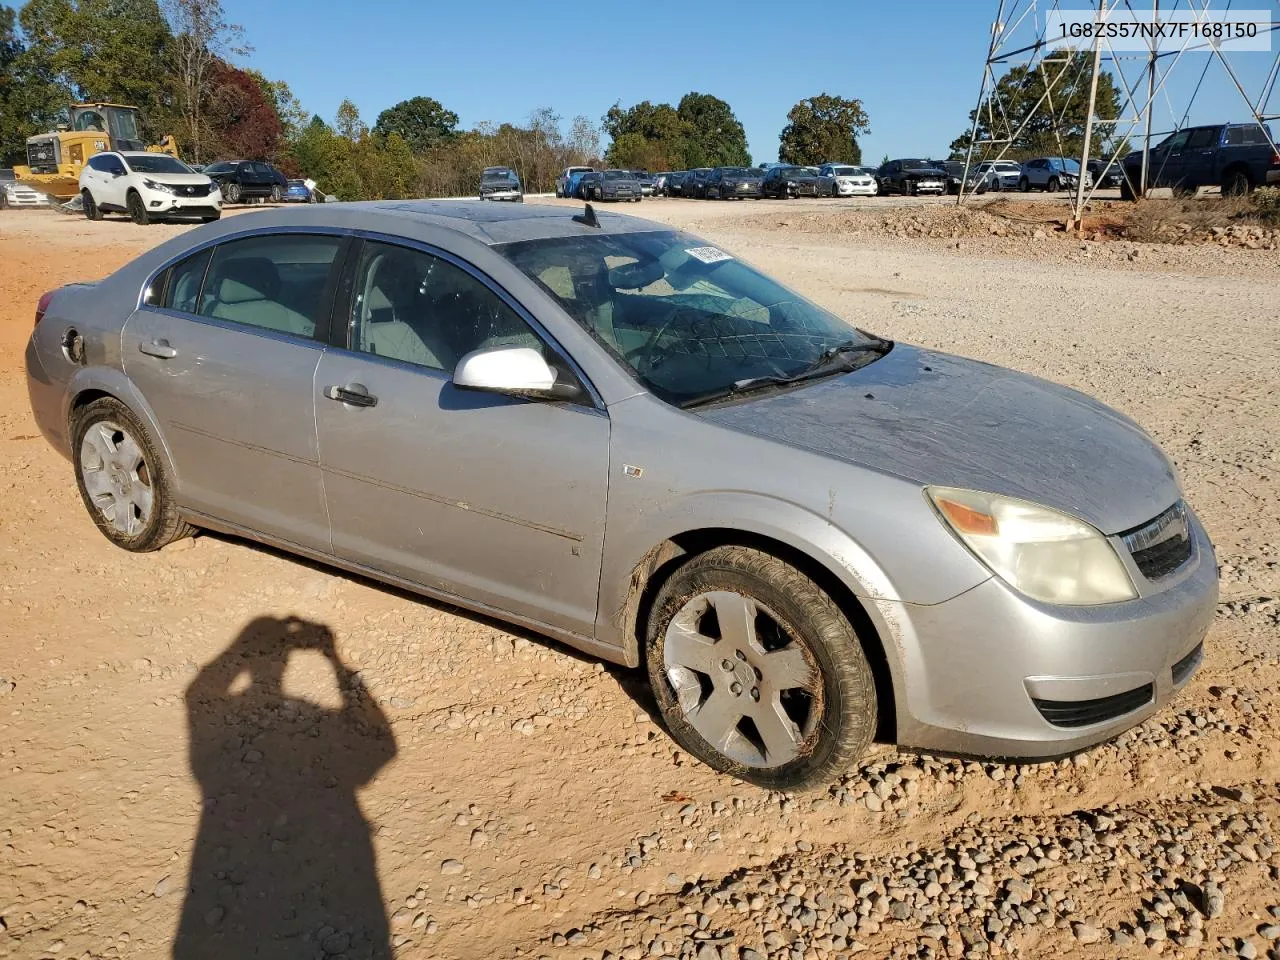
[324, 383, 378, 408]
[139, 338, 177, 359]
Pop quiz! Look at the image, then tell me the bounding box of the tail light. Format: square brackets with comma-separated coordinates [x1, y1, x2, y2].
[35, 289, 57, 328]
[1272, 151, 1279, 167]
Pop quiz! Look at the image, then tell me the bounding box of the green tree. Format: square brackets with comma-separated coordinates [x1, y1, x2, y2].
[335, 98, 366, 141]
[19, 0, 174, 126]
[602, 99, 687, 168]
[246, 70, 307, 140]
[676, 92, 749, 167]
[949, 51, 1125, 161]
[372, 95, 458, 152]
[0, 5, 63, 162]
[778, 93, 870, 166]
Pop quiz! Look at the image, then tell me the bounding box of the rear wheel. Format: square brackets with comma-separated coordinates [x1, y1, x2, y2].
[645, 546, 877, 791]
[82, 189, 103, 221]
[126, 190, 150, 225]
[1221, 168, 1252, 197]
[1120, 177, 1136, 201]
[71, 397, 193, 552]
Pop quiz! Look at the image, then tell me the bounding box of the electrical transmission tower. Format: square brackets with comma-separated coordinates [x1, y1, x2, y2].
[957, 0, 1280, 227]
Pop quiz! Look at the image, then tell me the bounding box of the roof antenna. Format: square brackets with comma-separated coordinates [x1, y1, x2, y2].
[573, 202, 600, 228]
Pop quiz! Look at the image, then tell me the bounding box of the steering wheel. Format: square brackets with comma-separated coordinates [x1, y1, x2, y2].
[623, 308, 687, 375]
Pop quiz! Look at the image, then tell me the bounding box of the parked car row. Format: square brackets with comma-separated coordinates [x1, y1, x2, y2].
[75, 152, 310, 224]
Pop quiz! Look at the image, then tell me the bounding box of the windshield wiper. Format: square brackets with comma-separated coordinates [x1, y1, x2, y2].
[679, 336, 893, 409]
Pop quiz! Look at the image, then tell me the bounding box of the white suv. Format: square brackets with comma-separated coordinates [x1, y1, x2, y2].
[79, 152, 221, 225]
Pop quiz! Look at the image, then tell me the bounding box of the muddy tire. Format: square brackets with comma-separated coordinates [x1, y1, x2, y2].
[71, 397, 194, 552]
[645, 545, 877, 791]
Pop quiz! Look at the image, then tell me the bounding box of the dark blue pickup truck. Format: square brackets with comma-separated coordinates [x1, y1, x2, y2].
[1121, 122, 1280, 198]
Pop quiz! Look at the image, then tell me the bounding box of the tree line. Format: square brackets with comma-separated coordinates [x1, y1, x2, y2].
[0, 0, 1126, 199]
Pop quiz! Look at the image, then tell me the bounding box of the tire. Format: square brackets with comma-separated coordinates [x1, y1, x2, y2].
[1221, 168, 1252, 197]
[224, 182, 241, 204]
[555, 186, 563, 198]
[71, 397, 194, 552]
[271, 184, 284, 203]
[82, 189, 103, 221]
[831, 182, 839, 198]
[1120, 177, 1136, 201]
[126, 190, 150, 225]
[1047, 176, 1060, 193]
[645, 545, 877, 791]
[1019, 177, 1030, 193]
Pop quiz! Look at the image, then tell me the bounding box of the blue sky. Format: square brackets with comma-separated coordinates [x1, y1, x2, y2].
[222, 0, 1277, 162]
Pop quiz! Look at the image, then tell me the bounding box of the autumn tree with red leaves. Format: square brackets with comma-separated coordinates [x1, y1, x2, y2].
[206, 59, 283, 162]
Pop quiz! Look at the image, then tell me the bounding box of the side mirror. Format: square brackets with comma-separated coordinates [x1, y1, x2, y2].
[452, 346, 583, 401]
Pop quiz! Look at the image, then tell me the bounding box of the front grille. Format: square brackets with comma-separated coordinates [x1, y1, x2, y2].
[1122, 501, 1192, 580]
[1171, 642, 1203, 686]
[1033, 683, 1154, 728]
[177, 184, 212, 197]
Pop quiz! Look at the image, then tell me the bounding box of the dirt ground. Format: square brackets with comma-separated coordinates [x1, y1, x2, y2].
[1, 199, 1278, 960]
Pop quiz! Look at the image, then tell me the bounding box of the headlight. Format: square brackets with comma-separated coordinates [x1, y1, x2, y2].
[142, 178, 174, 194]
[927, 487, 1136, 605]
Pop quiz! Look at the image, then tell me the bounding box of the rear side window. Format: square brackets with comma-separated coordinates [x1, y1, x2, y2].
[198, 234, 342, 339]
[165, 248, 213, 314]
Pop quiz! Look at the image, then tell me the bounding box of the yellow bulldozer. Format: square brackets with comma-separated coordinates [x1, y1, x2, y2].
[14, 102, 180, 203]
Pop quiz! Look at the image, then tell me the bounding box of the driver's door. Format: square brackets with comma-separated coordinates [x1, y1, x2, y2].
[313, 237, 610, 638]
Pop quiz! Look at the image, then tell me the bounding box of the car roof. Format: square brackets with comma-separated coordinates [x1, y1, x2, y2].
[191, 200, 671, 246]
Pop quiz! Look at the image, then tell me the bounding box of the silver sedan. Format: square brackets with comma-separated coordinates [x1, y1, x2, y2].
[25, 202, 1216, 790]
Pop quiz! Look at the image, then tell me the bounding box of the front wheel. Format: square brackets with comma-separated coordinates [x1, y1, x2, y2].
[1047, 176, 1060, 192]
[645, 545, 877, 791]
[1018, 177, 1030, 193]
[71, 397, 194, 552]
[224, 182, 241, 203]
[82, 189, 103, 221]
[271, 184, 284, 203]
[126, 190, 150, 225]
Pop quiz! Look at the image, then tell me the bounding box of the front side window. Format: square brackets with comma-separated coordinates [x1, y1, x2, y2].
[1186, 127, 1218, 149]
[74, 110, 107, 133]
[198, 234, 342, 338]
[204, 162, 235, 175]
[349, 241, 540, 372]
[499, 230, 887, 407]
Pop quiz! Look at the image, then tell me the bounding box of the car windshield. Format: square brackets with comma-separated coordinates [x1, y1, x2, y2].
[832, 166, 858, 176]
[483, 170, 517, 181]
[1055, 158, 1082, 173]
[124, 154, 191, 174]
[203, 162, 236, 174]
[902, 160, 937, 170]
[499, 230, 886, 407]
[719, 168, 752, 177]
[603, 170, 632, 180]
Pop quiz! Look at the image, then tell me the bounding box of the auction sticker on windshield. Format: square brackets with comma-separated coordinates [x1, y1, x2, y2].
[686, 246, 733, 264]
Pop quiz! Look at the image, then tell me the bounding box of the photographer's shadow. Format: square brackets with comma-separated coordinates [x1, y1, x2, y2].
[175, 617, 396, 960]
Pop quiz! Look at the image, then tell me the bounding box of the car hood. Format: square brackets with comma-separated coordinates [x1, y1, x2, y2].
[699, 343, 1178, 535]
[903, 169, 946, 178]
[141, 173, 214, 186]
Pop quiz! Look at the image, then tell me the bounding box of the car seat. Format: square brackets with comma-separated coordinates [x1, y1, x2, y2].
[205, 257, 314, 337]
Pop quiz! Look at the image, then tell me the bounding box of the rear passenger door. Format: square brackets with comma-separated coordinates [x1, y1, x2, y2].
[121, 231, 347, 550]
[313, 238, 610, 638]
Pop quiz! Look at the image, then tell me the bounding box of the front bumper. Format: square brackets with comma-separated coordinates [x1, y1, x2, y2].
[836, 180, 877, 196]
[879, 509, 1218, 758]
[4, 190, 51, 206]
[142, 188, 222, 217]
[480, 189, 522, 201]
